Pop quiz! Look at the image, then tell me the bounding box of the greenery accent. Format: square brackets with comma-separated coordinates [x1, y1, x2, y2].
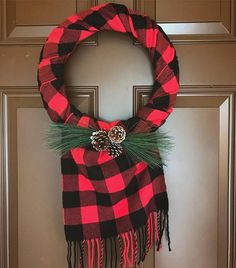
[45, 123, 95, 155]
[122, 131, 173, 168]
[45, 122, 173, 168]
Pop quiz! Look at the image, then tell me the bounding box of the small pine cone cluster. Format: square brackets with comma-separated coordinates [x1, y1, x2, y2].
[108, 126, 126, 143]
[90, 130, 110, 151]
[90, 126, 126, 158]
[108, 143, 123, 158]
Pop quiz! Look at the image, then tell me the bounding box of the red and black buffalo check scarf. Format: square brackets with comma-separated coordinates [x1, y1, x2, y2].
[37, 2, 179, 268]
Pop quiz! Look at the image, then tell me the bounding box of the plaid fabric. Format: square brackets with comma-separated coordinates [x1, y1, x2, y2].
[37, 3, 179, 267]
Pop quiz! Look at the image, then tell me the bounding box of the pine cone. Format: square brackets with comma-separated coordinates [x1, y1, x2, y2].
[108, 126, 126, 143]
[108, 143, 123, 158]
[90, 130, 110, 151]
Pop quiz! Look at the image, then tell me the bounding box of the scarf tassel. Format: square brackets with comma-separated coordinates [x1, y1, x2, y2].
[66, 210, 170, 268]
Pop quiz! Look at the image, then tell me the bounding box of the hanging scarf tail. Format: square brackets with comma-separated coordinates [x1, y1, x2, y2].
[66, 210, 170, 268]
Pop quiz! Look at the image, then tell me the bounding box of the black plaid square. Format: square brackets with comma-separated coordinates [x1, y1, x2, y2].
[83, 11, 107, 29]
[61, 158, 78, 174]
[96, 192, 112, 206]
[86, 165, 104, 180]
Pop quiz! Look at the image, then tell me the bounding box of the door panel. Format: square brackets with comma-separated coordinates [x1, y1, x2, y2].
[158, 107, 219, 268]
[0, 1, 235, 268]
[16, 0, 76, 25]
[134, 89, 233, 268]
[18, 108, 67, 268]
[2, 89, 97, 268]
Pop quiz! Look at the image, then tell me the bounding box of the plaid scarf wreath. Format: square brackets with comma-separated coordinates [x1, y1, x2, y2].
[37, 2, 179, 268]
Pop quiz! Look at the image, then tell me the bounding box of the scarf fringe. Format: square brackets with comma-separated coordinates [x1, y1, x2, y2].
[66, 210, 170, 268]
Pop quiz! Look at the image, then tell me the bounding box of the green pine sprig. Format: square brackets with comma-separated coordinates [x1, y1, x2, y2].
[123, 131, 173, 168]
[44, 122, 173, 168]
[44, 122, 95, 155]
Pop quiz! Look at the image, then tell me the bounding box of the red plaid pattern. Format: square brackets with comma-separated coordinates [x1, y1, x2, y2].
[37, 3, 179, 267]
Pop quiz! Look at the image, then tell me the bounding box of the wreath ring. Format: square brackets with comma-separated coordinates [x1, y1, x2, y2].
[37, 2, 179, 130]
[37, 5, 180, 266]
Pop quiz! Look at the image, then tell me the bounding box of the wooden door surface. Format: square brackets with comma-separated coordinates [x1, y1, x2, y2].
[0, 1, 236, 268]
